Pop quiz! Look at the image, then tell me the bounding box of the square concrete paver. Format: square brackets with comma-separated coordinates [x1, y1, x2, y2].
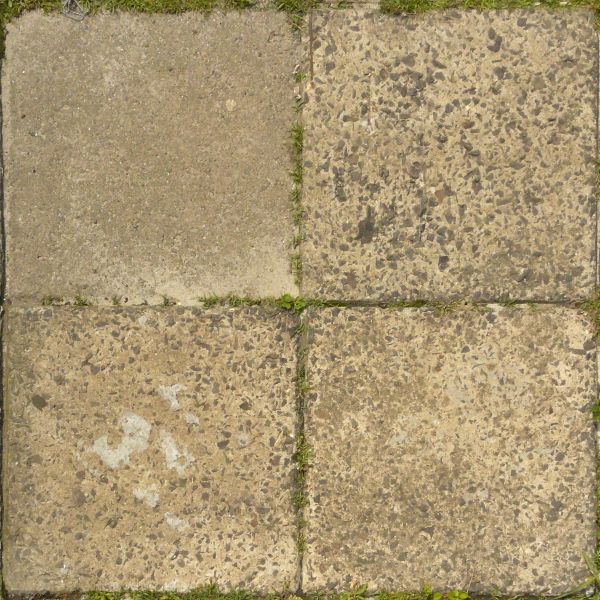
[3, 306, 298, 593]
[304, 306, 596, 594]
[2, 11, 297, 304]
[302, 10, 596, 301]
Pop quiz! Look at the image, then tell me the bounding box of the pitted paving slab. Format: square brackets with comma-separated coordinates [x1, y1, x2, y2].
[304, 306, 596, 594]
[302, 9, 596, 301]
[2, 11, 297, 305]
[3, 306, 298, 593]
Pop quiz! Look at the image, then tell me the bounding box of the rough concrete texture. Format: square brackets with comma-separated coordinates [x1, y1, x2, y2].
[302, 9, 596, 301]
[3, 306, 298, 593]
[2, 11, 297, 305]
[304, 306, 596, 594]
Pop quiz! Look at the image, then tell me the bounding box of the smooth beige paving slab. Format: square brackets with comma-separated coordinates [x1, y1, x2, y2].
[2, 11, 297, 304]
[304, 306, 596, 594]
[302, 9, 596, 301]
[3, 306, 298, 593]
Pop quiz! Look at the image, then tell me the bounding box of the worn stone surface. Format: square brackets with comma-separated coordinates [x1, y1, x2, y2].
[304, 306, 596, 594]
[2, 11, 297, 304]
[302, 9, 596, 301]
[3, 306, 298, 593]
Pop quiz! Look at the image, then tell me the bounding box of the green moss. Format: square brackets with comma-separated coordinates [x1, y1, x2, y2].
[87, 587, 258, 600]
[198, 295, 221, 307]
[73, 294, 91, 306]
[581, 289, 600, 338]
[289, 122, 305, 265]
[498, 296, 517, 307]
[275, 0, 320, 17]
[291, 123, 303, 157]
[161, 295, 176, 307]
[294, 70, 306, 83]
[383, 299, 428, 309]
[40, 294, 64, 306]
[291, 253, 303, 286]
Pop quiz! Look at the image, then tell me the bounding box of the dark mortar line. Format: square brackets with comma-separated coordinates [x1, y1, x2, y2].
[294, 311, 309, 593]
[298, 298, 586, 309]
[0, 69, 6, 600]
[308, 10, 314, 81]
[595, 28, 600, 585]
[293, 17, 307, 591]
[4, 590, 597, 600]
[593, 29, 600, 287]
[13, 297, 594, 310]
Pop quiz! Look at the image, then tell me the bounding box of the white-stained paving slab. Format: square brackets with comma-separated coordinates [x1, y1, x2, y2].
[2, 11, 297, 304]
[3, 306, 298, 593]
[302, 9, 597, 301]
[304, 306, 596, 594]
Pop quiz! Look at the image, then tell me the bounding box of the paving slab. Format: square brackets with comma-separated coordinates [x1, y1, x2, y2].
[2, 11, 297, 305]
[302, 9, 597, 301]
[3, 306, 298, 593]
[304, 306, 596, 594]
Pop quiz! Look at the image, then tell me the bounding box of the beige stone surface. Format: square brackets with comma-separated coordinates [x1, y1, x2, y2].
[302, 9, 597, 301]
[304, 306, 596, 594]
[2, 11, 297, 305]
[3, 306, 298, 593]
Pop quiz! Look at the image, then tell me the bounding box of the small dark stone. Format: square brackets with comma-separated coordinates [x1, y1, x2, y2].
[31, 394, 48, 410]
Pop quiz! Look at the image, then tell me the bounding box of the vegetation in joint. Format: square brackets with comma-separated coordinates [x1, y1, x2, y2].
[335, 586, 471, 600]
[291, 253, 303, 287]
[497, 296, 517, 307]
[196, 295, 551, 314]
[74, 294, 91, 306]
[289, 121, 305, 287]
[294, 433, 312, 488]
[380, 0, 600, 14]
[291, 301, 311, 557]
[84, 583, 600, 600]
[275, 0, 320, 29]
[41, 294, 65, 306]
[161, 294, 176, 307]
[293, 429, 312, 553]
[41, 294, 92, 306]
[86, 587, 261, 600]
[580, 288, 600, 339]
[294, 70, 306, 84]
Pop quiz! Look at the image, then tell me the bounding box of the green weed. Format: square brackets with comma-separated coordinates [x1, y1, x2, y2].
[41, 295, 64, 306]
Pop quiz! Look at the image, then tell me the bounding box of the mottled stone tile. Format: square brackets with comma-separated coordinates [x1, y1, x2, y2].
[302, 9, 596, 301]
[3, 306, 298, 593]
[2, 11, 297, 304]
[304, 306, 596, 594]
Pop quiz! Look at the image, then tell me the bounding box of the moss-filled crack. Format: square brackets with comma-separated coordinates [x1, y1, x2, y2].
[293, 309, 311, 586]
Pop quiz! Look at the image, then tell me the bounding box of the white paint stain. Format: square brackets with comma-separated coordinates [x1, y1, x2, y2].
[184, 412, 200, 425]
[158, 384, 186, 411]
[137, 315, 149, 326]
[160, 430, 193, 476]
[91, 412, 151, 469]
[237, 433, 250, 448]
[164, 512, 189, 531]
[388, 430, 408, 446]
[133, 484, 160, 508]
